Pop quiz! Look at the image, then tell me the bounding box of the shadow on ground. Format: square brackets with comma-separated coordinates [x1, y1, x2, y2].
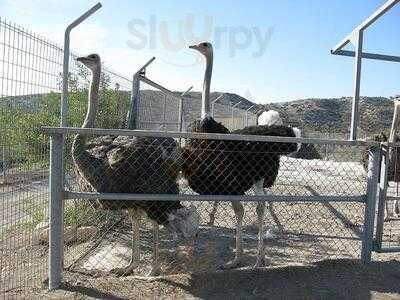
[44, 259, 400, 300]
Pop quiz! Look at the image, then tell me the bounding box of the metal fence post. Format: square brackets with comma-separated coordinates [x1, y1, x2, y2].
[179, 86, 193, 133]
[361, 145, 381, 263]
[245, 105, 255, 127]
[127, 57, 156, 130]
[162, 94, 167, 129]
[211, 94, 224, 118]
[231, 101, 242, 130]
[2, 146, 6, 184]
[127, 73, 140, 130]
[61, 2, 102, 127]
[374, 144, 388, 251]
[349, 29, 364, 141]
[49, 133, 64, 290]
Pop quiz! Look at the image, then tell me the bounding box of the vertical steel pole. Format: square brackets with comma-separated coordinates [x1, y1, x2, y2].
[49, 133, 64, 290]
[231, 101, 242, 130]
[127, 73, 140, 130]
[179, 86, 193, 133]
[126, 57, 156, 130]
[178, 97, 183, 133]
[162, 94, 167, 129]
[245, 105, 255, 127]
[2, 146, 6, 184]
[350, 30, 364, 141]
[361, 145, 380, 263]
[211, 94, 224, 118]
[231, 106, 234, 127]
[375, 144, 388, 251]
[61, 2, 102, 127]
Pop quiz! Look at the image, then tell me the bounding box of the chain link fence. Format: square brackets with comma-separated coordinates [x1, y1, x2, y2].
[41, 127, 375, 298]
[0, 18, 132, 296]
[136, 78, 257, 132]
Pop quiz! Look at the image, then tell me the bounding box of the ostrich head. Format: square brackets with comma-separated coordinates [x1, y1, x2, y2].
[77, 54, 101, 72]
[189, 41, 213, 57]
[166, 205, 200, 240]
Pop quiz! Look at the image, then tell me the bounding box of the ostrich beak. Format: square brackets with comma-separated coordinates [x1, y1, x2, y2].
[189, 44, 200, 50]
[76, 56, 87, 63]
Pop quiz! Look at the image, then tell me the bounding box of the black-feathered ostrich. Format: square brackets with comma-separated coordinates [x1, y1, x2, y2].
[72, 54, 199, 276]
[182, 42, 300, 268]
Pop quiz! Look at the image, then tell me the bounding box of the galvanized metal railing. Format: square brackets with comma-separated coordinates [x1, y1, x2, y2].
[43, 126, 382, 290]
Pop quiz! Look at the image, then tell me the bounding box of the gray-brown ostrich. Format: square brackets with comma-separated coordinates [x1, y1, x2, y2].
[182, 42, 300, 269]
[72, 54, 199, 276]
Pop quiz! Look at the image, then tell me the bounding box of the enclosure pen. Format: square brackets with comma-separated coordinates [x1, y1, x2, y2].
[1, 0, 400, 298]
[41, 126, 382, 290]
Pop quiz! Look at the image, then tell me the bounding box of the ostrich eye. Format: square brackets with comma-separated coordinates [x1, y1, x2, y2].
[201, 43, 208, 47]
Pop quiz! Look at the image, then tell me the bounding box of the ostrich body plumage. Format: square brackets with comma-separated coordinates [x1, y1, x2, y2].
[71, 54, 199, 276]
[183, 118, 298, 196]
[73, 134, 182, 224]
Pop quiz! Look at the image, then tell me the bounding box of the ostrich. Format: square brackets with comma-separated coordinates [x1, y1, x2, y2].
[72, 54, 199, 276]
[183, 42, 300, 268]
[207, 110, 290, 226]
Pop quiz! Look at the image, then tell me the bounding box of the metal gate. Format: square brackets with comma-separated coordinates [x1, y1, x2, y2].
[374, 144, 400, 253]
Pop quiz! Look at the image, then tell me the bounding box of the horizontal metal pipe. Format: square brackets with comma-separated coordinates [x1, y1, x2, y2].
[385, 196, 400, 201]
[139, 75, 181, 100]
[373, 247, 400, 253]
[138, 121, 180, 125]
[331, 0, 400, 53]
[332, 50, 400, 63]
[136, 57, 156, 75]
[41, 127, 381, 146]
[357, 0, 399, 31]
[65, 191, 366, 203]
[181, 86, 193, 97]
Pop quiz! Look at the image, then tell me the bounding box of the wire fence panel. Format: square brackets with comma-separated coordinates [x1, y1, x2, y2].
[49, 128, 373, 298]
[135, 80, 257, 132]
[0, 18, 132, 297]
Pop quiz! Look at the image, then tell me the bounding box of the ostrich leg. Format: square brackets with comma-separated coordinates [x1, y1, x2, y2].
[208, 201, 218, 226]
[147, 220, 161, 276]
[253, 180, 267, 268]
[111, 208, 142, 276]
[222, 200, 244, 269]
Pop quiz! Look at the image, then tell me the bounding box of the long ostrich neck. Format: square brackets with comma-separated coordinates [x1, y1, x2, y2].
[83, 66, 100, 128]
[201, 51, 213, 119]
[72, 64, 106, 185]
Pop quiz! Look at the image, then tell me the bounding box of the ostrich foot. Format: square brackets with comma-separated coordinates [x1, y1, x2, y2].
[221, 256, 243, 270]
[110, 262, 138, 276]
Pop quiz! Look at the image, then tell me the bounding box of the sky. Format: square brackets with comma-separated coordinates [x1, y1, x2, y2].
[1, 0, 399, 103]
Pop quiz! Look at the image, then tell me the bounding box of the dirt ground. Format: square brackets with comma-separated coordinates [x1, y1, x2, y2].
[4, 258, 400, 299]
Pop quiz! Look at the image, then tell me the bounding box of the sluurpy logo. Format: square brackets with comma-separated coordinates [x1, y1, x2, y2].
[127, 13, 274, 67]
